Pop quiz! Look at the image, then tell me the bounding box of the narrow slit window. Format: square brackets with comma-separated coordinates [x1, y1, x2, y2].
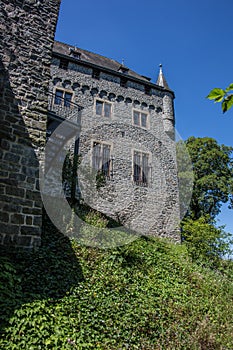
[59, 58, 69, 70]
[92, 69, 100, 79]
[120, 77, 128, 88]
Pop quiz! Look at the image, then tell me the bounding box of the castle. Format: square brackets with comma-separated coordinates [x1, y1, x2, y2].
[0, 1, 180, 249]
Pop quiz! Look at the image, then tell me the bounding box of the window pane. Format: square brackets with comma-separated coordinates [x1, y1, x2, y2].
[133, 151, 149, 186]
[92, 69, 100, 79]
[54, 90, 63, 105]
[141, 113, 147, 128]
[59, 58, 68, 70]
[142, 153, 149, 184]
[96, 100, 103, 115]
[133, 111, 140, 125]
[93, 142, 101, 170]
[104, 103, 111, 117]
[64, 92, 72, 107]
[102, 144, 111, 176]
[133, 151, 141, 183]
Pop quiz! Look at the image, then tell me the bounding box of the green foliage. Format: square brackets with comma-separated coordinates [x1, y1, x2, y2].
[182, 217, 233, 266]
[176, 140, 194, 218]
[207, 83, 233, 113]
[79, 209, 108, 228]
[184, 136, 233, 220]
[95, 171, 107, 190]
[75, 204, 121, 229]
[0, 257, 23, 328]
[1, 222, 233, 349]
[62, 152, 81, 205]
[62, 151, 73, 184]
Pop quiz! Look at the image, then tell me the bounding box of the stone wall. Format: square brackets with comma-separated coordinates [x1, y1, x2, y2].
[0, 0, 61, 248]
[49, 57, 180, 241]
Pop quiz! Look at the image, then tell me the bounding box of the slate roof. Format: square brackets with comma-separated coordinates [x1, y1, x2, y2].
[53, 40, 151, 83]
[53, 41, 173, 94]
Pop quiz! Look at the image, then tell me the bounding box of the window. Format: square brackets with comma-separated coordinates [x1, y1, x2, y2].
[133, 110, 148, 128]
[133, 150, 150, 187]
[95, 100, 112, 117]
[92, 69, 100, 79]
[69, 48, 81, 60]
[54, 89, 73, 108]
[72, 52, 81, 59]
[118, 65, 129, 74]
[145, 85, 151, 95]
[120, 77, 128, 88]
[92, 142, 111, 178]
[59, 58, 69, 70]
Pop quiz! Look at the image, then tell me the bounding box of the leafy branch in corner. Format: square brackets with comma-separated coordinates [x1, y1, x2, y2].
[207, 83, 233, 113]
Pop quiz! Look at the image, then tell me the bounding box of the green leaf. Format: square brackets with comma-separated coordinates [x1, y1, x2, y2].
[222, 94, 233, 113]
[207, 88, 225, 101]
[214, 95, 224, 102]
[225, 83, 233, 92]
[222, 100, 228, 113]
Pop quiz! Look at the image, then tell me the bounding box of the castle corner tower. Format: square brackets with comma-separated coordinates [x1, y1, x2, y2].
[156, 64, 175, 140]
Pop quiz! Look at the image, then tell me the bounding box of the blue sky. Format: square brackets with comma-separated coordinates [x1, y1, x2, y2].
[55, 0, 233, 235]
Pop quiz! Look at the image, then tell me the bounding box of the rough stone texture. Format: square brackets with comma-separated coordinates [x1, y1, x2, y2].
[48, 48, 180, 241]
[0, 0, 61, 248]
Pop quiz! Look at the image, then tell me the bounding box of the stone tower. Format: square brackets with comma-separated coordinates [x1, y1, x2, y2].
[156, 64, 175, 139]
[0, 0, 61, 248]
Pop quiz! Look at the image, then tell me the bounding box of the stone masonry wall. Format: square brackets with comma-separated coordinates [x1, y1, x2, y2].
[0, 0, 61, 248]
[49, 58, 180, 241]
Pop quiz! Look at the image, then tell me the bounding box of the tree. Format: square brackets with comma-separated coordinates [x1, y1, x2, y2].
[207, 83, 233, 113]
[182, 216, 233, 265]
[176, 140, 194, 219]
[184, 136, 233, 221]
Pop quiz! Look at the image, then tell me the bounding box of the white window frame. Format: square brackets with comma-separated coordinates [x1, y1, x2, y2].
[53, 88, 74, 108]
[91, 140, 113, 179]
[94, 98, 113, 118]
[132, 109, 149, 129]
[132, 149, 151, 187]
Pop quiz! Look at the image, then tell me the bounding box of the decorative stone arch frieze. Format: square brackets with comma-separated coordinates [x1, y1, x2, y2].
[108, 93, 116, 101]
[141, 102, 148, 108]
[72, 82, 80, 91]
[90, 87, 98, 96]
[117, 95, 124, 102]
[53, 77, 62, 86]
[99, 90, 108, 98]
[81, 85, 90, 94]
[63, 80, 72, 89]
[125, 97, 132, 104]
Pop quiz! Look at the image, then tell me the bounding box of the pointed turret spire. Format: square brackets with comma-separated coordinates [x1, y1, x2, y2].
[156, 64, 170, 89]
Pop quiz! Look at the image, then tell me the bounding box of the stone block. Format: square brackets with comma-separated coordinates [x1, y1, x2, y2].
[11, 213, 25, 225]
[21, 226, 41, 236]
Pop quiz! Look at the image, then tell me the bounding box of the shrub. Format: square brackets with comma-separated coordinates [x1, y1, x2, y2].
[1, 223, 233, 349]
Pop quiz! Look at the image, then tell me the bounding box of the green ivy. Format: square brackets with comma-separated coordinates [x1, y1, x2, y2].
[1, 219, 233, 349]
